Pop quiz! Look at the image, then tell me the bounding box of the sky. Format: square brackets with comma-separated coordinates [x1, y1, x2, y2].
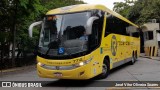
[82, 0, 125, 10]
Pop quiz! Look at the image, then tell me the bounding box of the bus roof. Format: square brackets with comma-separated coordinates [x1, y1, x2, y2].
[46, 4, 138, 28]
[46, 4, 106, 15]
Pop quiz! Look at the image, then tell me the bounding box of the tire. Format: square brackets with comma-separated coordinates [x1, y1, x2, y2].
[98, 60, 110, 79]
[130, 53, 135, 65]
[135, 52, 138, 61]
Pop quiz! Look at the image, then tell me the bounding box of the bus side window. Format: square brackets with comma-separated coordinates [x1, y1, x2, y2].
[132, 31, 140, 37]
[87, 9, 104, 52]
[92, 22, 99, 45]
[105, 14, 130, 36]
[89, 20, 102, 49]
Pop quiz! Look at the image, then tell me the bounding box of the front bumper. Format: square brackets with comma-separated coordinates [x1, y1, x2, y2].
[37, 62, 94, 80]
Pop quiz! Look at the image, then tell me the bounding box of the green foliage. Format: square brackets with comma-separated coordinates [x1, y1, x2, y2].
[16, 0, 84, 53]
[137, 0, 160, 24]
[113, 0, 160, 25]
[0, 32, 11, 43]
[0, 0, 84, 57]
[113, 0, 135, 17]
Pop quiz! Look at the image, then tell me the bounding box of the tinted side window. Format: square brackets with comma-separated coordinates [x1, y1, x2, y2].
[132, 32, 139, 37]
[88, 10, 104, 51]
[105, 14, 129, 36]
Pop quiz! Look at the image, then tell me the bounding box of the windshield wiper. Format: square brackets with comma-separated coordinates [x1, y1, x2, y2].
[45, 41, 59, 55]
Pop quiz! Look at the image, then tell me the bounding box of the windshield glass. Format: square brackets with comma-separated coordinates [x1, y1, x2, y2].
[38, 11, 91, 57]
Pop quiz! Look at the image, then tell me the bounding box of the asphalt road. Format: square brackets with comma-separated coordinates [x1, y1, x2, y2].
[0, 57, 160, 90]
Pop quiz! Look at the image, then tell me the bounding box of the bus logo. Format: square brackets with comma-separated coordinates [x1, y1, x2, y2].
[111, 35, 117, 56]
[58, 47, 64, 54]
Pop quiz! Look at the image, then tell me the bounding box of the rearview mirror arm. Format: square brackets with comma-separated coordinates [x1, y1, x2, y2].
[28, 21, 42, 37]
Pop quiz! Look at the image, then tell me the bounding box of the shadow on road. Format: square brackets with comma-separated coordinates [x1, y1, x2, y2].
[110, 61, 133, 75]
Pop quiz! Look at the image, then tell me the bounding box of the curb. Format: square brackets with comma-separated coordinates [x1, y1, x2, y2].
[140, 56, 160, 61]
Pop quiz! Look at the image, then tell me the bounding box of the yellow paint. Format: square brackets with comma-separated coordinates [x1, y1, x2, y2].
[46, 4, 138, 28]
[154, 47, 158, 56]
[37, 4, 140, 79]
[146, 46, 158, 57]
[145, 47, 149, 56]
[151, 47, 153, 56]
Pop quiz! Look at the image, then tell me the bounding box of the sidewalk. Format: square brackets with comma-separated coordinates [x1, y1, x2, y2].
[140, 53, 160, 61]
[0, 65, 36, 73]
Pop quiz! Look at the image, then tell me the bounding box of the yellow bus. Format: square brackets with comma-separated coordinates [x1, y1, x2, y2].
[29, 4, 140, 79]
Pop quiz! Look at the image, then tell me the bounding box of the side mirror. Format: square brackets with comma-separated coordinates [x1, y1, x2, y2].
[86, 16, 99, 35]
[28, 21, 42, 37]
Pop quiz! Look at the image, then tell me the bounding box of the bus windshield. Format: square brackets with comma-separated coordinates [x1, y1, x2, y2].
[38, 11, 91, 57]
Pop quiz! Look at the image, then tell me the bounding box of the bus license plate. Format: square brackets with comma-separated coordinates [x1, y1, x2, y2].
[54, 72, 62, 77]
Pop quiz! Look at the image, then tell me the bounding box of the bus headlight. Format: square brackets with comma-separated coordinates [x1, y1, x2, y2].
[76, 57, 93, 67]
[79, 62, 84, 66]
[38, 62, 45, 67]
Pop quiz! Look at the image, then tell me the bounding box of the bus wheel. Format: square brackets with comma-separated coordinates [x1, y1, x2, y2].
[99, 60, 110, 79]
[135, 52, 138, 61]
[130, 53, 135, 65]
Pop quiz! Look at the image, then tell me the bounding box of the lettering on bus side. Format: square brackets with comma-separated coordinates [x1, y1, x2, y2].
[117, 41, 134, 46]
[111, 35, 117, 56]
[46, 61, 71, 65]
[73, 58, 83, 63]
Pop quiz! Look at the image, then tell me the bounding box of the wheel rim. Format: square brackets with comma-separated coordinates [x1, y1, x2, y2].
[102, 64, 107, 75]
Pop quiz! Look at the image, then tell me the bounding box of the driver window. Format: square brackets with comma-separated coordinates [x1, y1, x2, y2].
[43, 29, 50, 46]
[88, 10, 104, 50]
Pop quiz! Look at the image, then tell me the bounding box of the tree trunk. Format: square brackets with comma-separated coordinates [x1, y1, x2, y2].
[11, 27, 16, 67]
[11, 0, 18, 67]
[0, 43, 3, 72]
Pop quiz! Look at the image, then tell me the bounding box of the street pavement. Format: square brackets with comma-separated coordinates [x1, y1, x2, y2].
[0, 57, 160, 90]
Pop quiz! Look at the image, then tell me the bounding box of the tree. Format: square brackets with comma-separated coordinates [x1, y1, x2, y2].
[113, 0, 160, 25]
[0, 0, 17, 67]
[138, 0, 160, 24]
[113, 0, 135, 17]
[15, 0, 84, 57]
[0, 0, 84, 68]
